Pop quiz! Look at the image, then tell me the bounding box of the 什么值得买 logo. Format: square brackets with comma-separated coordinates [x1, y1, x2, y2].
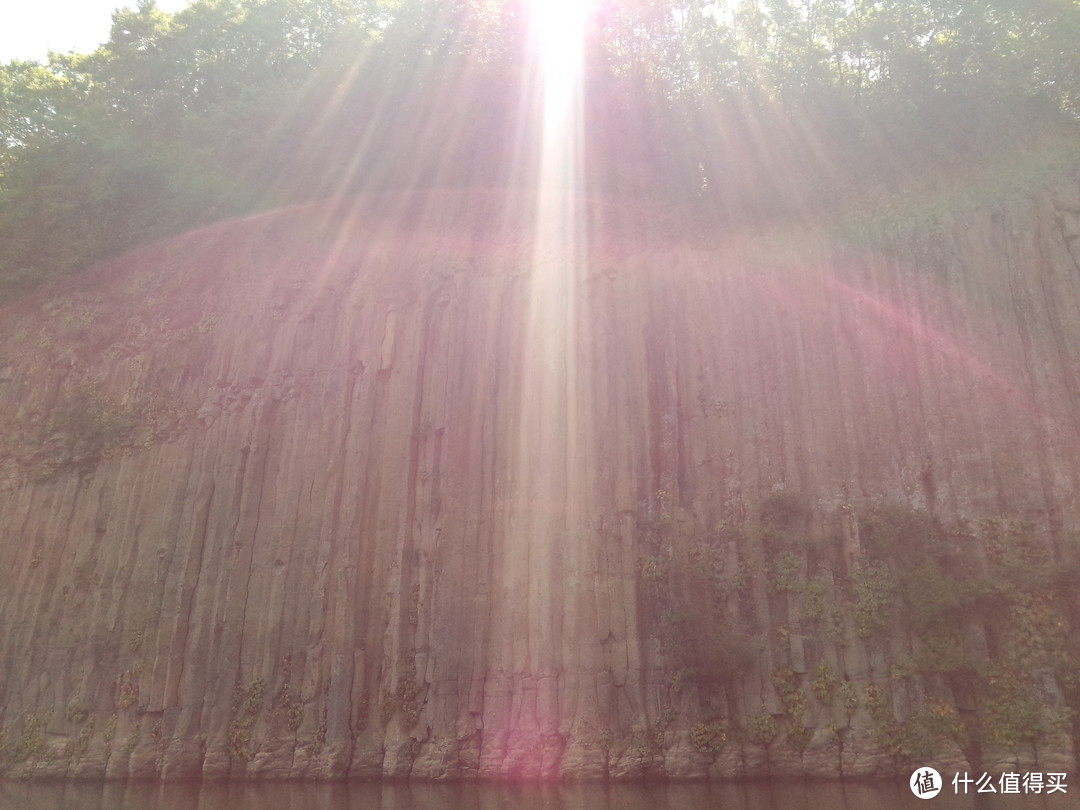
[910, 767, 942, 799]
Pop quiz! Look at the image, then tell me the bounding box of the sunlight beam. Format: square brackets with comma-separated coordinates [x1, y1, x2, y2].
[497, 0, 592, 685]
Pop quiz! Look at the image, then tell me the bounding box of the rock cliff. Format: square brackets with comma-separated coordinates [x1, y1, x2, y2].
[1, 159, 1079, 780]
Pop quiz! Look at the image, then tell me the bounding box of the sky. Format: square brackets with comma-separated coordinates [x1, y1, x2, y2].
[2, 0, 193, 63]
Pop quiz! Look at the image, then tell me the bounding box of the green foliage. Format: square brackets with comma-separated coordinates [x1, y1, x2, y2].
[228, 676, 268, 763]
[921, 700, 967, 746]
[786, 723, 814, 752]
[634, 514, 756, 688]
[629, 497, 1077, 766]
[120, 726, 141, 756]
[863, 683, 919, 758]
[64, 716, 95, 764]
[651, 0, 1079, 114]
[688, 722, 727, 754]
[771, 667, 805, 718]
[273, 682, 304, 733]
[688, 536, 748, 598]
[851, 506, 1074, 680]
[0, 711, 52, 763]
[864, 680, 970, 761]
[842, 506, 1078, 758]
[766, 550, 803, 595]
[637, 554, 669, 583]
[980, 664, 1048, 748]
[982, 518, 1054, 586]
[811, 660, 837, 704]
[397, 674, 421, 728]
[798, 577, 830, 625]
[227, 716, 255, 763]
[747, 713, 779, 748]
[850, 561, 895, 639]
[863, 683, 889, 722]
[855, 504, 992, 631]
[2, 1, 1075, 298]
[115, 669, 139, 709]
[838, 680, 858, 720]
[771, 666, 813, 750]
[381, 660, 422, 729]
[0, 0, 388, 293]
[904, 559, 963, 629]
[244, 677, 267, 715]
[64, 697, 89, 726]
[1004, 591, 1069, 670]
[912, 628, 972, 675]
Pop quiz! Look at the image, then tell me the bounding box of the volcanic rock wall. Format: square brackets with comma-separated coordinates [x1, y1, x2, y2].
[0, 170, 1079, 780]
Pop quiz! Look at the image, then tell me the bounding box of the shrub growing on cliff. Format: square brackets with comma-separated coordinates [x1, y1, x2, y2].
[850, 562, 895, 639]
[689, 722, 727, 754]
[634, 512, 756, 688]
[0, 711, 51, 764]
[64, 697, 88, 726]
[811, 660, 837, 704]
[766, 550, 803, 595]
[980, 664, 1048, 748]
[850, 503, 998, 638]
[747, 714, 779, 749]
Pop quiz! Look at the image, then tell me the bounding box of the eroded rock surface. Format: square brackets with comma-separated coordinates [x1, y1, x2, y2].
[0, 178, 1078, 779]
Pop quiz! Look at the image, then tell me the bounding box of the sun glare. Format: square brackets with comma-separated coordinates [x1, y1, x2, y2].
[529, 0, 587, 110]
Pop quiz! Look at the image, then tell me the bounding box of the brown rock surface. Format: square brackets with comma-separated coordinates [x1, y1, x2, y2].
[0, 174, 1078, 779]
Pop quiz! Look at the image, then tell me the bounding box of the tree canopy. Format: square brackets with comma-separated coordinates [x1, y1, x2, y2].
[1, 0, 1078, 293]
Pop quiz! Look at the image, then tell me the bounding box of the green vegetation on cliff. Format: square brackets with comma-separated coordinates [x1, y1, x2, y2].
[2, 0, 1078, 295]
[633, 494, 1080, 771]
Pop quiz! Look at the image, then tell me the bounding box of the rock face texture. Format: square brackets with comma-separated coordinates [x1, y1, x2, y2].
[1, 170, 1079, 780]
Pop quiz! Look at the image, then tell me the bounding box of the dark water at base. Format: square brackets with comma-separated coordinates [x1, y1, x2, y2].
[0, 780, 1073, 810]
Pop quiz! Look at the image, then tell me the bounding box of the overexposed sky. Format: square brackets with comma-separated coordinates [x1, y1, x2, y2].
[2, 0, 193, 63]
